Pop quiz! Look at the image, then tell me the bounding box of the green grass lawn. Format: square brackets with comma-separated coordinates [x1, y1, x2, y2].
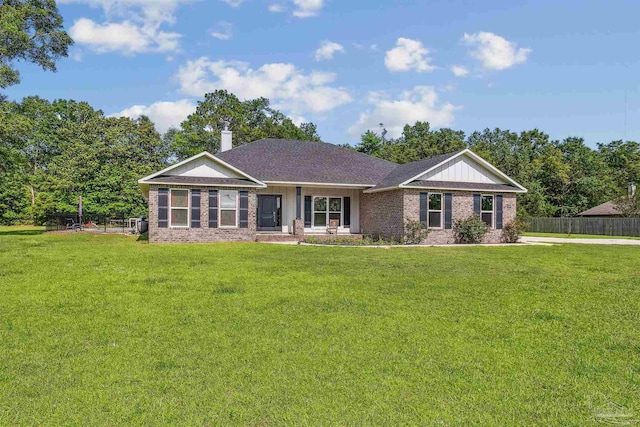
[524, 232, 640, 240]
[1, 227, 639, 425]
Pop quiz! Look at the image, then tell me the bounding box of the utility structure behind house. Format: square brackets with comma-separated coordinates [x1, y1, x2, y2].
[578, 182, 637, 217]
[138, 131, 527, 244]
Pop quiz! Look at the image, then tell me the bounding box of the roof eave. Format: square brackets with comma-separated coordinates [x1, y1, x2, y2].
[399, 184, 527, 193]
[138, 179, 267, 189]
[364, 184, 528, 194]
[263, 180, 371, 189]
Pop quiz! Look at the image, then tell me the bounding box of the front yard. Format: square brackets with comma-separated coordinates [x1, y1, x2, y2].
[0, 228, 638, 425]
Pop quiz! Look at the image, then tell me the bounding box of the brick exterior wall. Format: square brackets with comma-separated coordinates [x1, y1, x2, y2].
[146, 184, 517, 244]
[360, 189, 405, 242]
[360, 189, 517, 244]
[148, 185, 257, 243]
[292, 219, 304, 236]
[404, 190, 517, 244]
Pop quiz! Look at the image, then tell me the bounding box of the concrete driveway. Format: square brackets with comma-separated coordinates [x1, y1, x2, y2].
[521, 236, 640, 245]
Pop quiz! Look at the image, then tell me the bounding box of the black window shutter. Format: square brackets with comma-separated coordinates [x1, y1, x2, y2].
[296, 187, 302, 220]
[191, 189, 201, 228]
[473, 194, 481, 216]
[239, 191, 249, 228]
[158, 188, 168, 228]
[496, 195, 504, 229]
[343, 197, 351, 227]
[419, 193, 428, 227]
[208, 190, 218, 228]
[444, 193, 453, 229]
[304, 196, 312, 227]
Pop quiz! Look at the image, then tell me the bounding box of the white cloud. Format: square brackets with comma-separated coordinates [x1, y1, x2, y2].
[112, 99, 197, 134]
[69, 18, 180, 54]
[266, 0, 322, 17]
[450, 65, 469, 77]
[268, 3, 285, 12]
[210, 21, 233, 40]
[384, 37, 435, 73]
[462, 32, 531, 70]
[288, 115, 307, 126]
[348, 86, 459, 137]
[315, 41, 344, 61]
[176, 57, 352, 116]
[292, 0, 323, 17]
[59, 0, 193, 54]
[220, 0, 243, 6]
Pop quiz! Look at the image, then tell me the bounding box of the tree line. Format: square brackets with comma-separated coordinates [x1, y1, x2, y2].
[2, 90, 639, 224]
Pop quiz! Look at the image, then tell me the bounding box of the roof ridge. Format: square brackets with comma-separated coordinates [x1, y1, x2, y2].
[226, 138, 399, 166]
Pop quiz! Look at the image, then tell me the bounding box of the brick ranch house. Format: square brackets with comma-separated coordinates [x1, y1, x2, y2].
[138, 131, 527, 244]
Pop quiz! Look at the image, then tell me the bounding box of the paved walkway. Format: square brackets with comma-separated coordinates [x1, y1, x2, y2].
[521, 236, 640, 245]
[263, 238, 640, 247]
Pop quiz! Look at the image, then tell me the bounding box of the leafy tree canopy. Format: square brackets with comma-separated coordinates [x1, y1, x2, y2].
[0, 0, 73, 89]
[168, 90, 321, 160]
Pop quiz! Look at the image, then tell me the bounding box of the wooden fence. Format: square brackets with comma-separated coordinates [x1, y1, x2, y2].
[526, 217, 640, 237]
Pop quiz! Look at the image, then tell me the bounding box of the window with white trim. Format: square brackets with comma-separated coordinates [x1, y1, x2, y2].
[219, 190, 238, 227]
[170, 189, 189, 227]
[428, 193, 443, 228]
[313, 196, 326, 227]
[312, 196, 342, 227]
[329, 197, 342, 226]
[481, 195, 494, 228]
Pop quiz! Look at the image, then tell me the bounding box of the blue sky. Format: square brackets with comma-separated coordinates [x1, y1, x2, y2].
[6, 0, 640, 147]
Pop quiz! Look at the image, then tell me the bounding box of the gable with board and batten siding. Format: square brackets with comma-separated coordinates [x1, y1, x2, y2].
[416, 155, 507, 184]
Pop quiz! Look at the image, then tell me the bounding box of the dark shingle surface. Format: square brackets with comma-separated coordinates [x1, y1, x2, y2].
[368, 151, 463, 190]
[216, 139, 398, 185]
[146, 176, 262, 187]
[578, 201, 622, 216]
[406, 180, 521, 192]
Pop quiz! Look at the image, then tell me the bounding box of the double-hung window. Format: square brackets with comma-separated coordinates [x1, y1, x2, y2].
[427, 193, 443, 228]
[312, 196, 342, 227]
[328, 198, 342, 226]
[481, 195, 494, 227]
[313, 197, 327, 227]
[170, 189, 189, 227]
[219, 190, 238, 227]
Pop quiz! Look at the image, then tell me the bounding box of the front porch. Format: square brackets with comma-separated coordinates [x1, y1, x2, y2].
[255, 185, 363, 235]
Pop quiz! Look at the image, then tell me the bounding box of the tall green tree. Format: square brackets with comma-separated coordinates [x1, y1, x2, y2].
[0, 0, 73, 89]
[0, 97, 168, 223]
[353, 122, 466, 164]
[555, 137, 616, 214]
[597, 140, 640, 193]
[168, 90, 321, 160]
[355, 130, 383, 157]
[42, 103, 168, 219]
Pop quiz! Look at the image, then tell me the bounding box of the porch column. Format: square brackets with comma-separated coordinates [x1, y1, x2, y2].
[293, 186, 304, 237]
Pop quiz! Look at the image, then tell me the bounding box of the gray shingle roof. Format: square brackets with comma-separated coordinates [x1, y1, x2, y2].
[217, 139, 398, 185]
[578, 201, 622, 216]
[367, 151, 464, 191]
[406, 180, 521, 192]
[146, 176, 262, 187]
